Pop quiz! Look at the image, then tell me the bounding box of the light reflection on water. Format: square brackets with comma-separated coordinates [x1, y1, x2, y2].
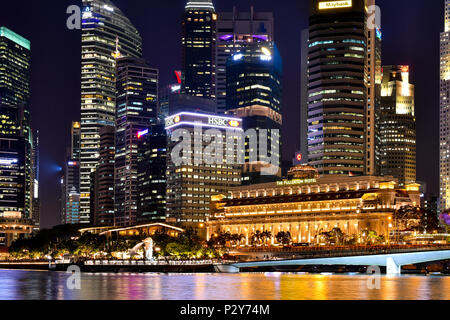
[0, 270, 449, 300]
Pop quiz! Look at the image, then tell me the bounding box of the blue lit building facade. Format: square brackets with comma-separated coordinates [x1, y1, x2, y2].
[226, 42, 283, 185]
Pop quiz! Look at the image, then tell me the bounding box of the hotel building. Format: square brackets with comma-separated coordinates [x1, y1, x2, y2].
[440, 0, 450, 211]
[216, 7, 274, 114]
[207, 165, 421, 245]
[80, 0, 142, 223]
[165, 112, 243, 233]
[307, 0, 367, 176]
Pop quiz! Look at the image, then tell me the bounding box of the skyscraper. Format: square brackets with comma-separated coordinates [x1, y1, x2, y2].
[136, 124, 167, 223]
[216, 7, 274, 114]
[91, 125, 115, 226]
[165, 112, 242, 235]
[379, 65, 416, 186]
[80, 0, 142, 223]
[307, 0, 367, 176]
[440, 0, 450, 211]
[114, 56, 158, 227]
[226, 42, 283, 184]
[61, 122, 81, 224]
[0, 27, 32, 220]
[182, 0, 216, 99]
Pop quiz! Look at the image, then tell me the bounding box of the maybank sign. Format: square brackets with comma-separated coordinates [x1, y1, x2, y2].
[318, 0, 352, 10]
[165, 112, 242, 131]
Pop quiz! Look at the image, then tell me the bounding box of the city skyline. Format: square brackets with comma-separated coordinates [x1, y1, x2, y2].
[0, 0, 443, 228]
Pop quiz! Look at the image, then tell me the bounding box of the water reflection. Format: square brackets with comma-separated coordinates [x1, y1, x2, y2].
[0, 270, 449, 300]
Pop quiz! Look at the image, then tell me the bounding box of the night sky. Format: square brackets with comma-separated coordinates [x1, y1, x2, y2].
[0, 0, 443, 228]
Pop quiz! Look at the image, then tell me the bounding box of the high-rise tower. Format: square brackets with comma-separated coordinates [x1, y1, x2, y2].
[0, 27, 32, 220]
[226, 42, 283, 184]
[216, 7, 274, 114]
[307, 0, 367, 176]
[182, 0, 217, 100]
[379, 65, 416, 186]
[80, 0, 142, 223]
[440, 0, 450, 212]
[114, 56, 158, 227]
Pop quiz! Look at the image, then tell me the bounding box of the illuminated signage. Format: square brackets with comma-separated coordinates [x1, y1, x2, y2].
[3, 211, 22, 219]
[170, 84, 181, 93]
[276, 178, 317, 186]
[318, 0, 352, 10]
[165, 113, 242, 131]
[0, 158, 18, 165]
[137, 129, 149, 138]
[296, 153, 303, 162]
[68, 161, 79, 166]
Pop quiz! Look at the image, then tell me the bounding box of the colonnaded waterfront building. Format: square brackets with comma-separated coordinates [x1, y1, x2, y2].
[207, 165, 421, 245]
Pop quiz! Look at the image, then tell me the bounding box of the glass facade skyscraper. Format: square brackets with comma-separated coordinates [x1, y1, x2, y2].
[216, 7, 274, 114]
[226, 42, 283, 184]
[80, 0, 143, 223]
[0, 27, 32, 221]
[114, 57, 158, 227]
[182, 0, 217, 99]
[136, 124, 167, 224]
[307, 0, 367, 176]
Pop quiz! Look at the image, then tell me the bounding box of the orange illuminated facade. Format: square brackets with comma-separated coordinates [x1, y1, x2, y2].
[207, 173, 421, 245]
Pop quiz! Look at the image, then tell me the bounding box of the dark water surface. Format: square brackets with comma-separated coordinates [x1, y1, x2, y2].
[0, 269, 449, 300]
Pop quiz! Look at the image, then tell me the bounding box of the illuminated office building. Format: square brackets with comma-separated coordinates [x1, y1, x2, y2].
[307, 0, 367, 176]
[91, 126, 115, 226]
[208, 166, 421, 245]
[182, 0, 216, 99]
[159, 71, 182, 119]
[136, 124, 167, 223]
[0, 27, 33, 226]
[216, 7, 274, 113]
[440, 0, 450, 211]
[114, 56, 158, 227]
[61, 122, 81, 224]
[165, 112, 242, 233]
[0, 106, 33, 245]
[80, 0, 142, 223]
[226, 42, 282, 184]
[378, 65, 416, 186]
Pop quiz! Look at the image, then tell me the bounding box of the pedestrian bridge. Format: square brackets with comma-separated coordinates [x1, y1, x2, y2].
[215, 250, 450, 274]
